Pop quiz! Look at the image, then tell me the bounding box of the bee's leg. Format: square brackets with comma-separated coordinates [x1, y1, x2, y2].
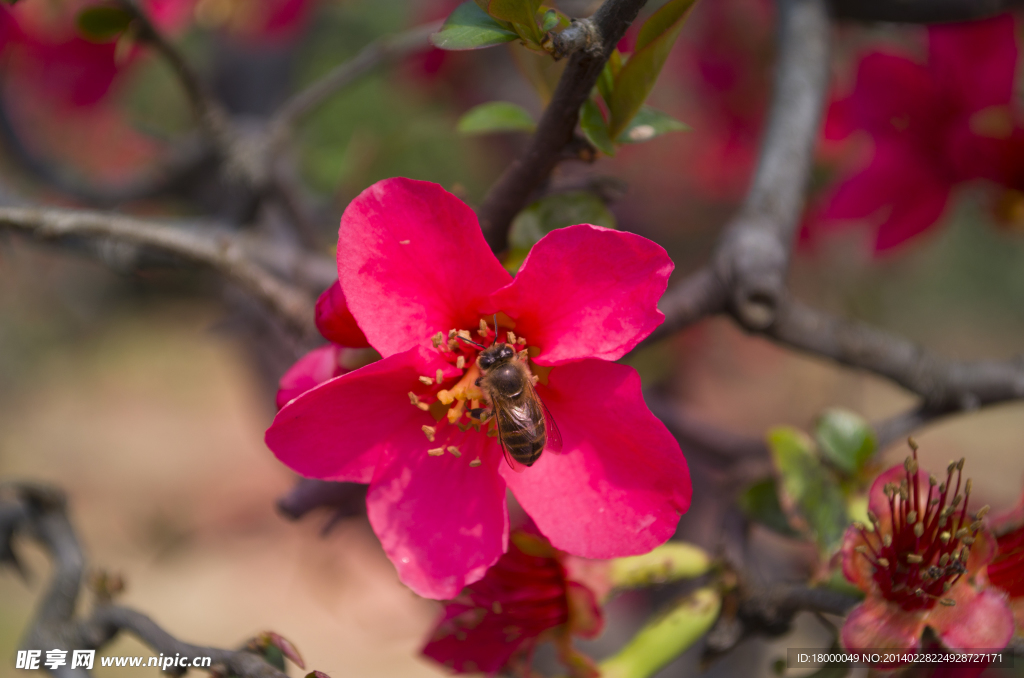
[468, 407, 492, 422]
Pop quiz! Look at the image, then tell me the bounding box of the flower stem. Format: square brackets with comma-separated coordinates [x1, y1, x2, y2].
[598, 588, 721, 678]
[609, 543, 711, 589]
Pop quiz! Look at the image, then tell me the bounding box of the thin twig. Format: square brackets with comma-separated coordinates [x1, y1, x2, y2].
[0, 206, 319, 337]
[273, 21, 442, 129]
[477, 0, 649, 251]
[2, 482, 301, 678]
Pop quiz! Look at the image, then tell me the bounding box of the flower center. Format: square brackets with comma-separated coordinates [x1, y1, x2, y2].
[405, 318, 531, 463]
[854, 443, 990, 611]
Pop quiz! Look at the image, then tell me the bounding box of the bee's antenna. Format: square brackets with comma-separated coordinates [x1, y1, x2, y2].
[492, 313, 498, 346]
[456, 334, 485, 350]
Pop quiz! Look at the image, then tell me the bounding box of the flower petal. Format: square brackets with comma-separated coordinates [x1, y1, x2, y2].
[275, 344, 346, 409]
[367, 425, 508, 599]
[338, 178, 511, 357]
[840, 525, 879, 594]
[930, 584, 1014, 650]
[502, 359, 691, 558]
[928, 15, 1017, 113]
[266, 347, 443, 483]
[841, 597, 925, 654]
[315, 281, 370, 348]
[486, 225, 672, 365]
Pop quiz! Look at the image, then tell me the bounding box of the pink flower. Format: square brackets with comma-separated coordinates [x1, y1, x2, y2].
[276, 282, 376, 409]
[421, 526, 605, 677]
[986, 490, 1024, 637]
[840, 448, 1012, 660]
[816, 15, 1019, 252]
[265, 178, 692, 599]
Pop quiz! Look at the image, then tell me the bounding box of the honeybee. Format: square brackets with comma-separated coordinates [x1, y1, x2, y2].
[474, 338, 561, 470]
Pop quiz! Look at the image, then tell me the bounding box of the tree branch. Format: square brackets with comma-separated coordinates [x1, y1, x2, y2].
[477, 0, 649, 251]
[0, 206, 322, 337]
[2, 482, 308, 678]
[829, 0, 1024, 24]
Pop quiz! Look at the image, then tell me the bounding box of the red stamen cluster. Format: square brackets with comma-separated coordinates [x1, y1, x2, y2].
[855, 444, 990, 611]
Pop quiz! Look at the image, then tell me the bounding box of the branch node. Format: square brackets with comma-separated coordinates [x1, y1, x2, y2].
[550, 19, 602, 59]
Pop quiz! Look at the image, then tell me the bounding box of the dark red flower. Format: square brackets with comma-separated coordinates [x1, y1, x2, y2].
[816, 15, 1019, 251]
[840, 447, 1012, 656]
[421, 528, 605, 677]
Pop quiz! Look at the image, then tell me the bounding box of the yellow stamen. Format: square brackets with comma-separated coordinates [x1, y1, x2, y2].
[437, 390, 454, 405]
[432, 332, 444, 348]
[447, 400, 465, 424]
[469, 459, 482, 467]
[427, 447, 444, 456]
[436, 368, 444, 384]
[448, 446, 461, 457]
[507, 331, 517, 345]
[422, 425, 436, 442]
[418, 376, 434, 385]
[478, 319, 489, 337]
[456, 356, 465, 370]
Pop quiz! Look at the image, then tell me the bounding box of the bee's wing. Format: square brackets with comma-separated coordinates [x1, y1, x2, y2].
[493, 400, 529, 474]
[540, 398, 562, 454]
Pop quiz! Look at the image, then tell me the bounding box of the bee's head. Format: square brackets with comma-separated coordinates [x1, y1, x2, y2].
[477, 343, 514, 369]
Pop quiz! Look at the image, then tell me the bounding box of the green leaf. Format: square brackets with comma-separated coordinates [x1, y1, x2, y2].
[815, 408, 876, 475]
[505, 190, 616, 273]
[607, 0, 698, 138]
[431, 2, 519, 51]
[616, 106, 689, 143]
[457, 102, 536, 135]
[76, 5, 133, 43]
[737, 478, 800, 537]
[487, 0, 542, 28]
[579, 99, 615, 156]
[768, 427, 849, 554]
[539, 9, 559, 32]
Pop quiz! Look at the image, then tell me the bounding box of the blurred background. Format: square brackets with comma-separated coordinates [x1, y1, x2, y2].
[1, 0, 1024, 676]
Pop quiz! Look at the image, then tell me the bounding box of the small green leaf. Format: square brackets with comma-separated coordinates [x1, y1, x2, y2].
[505, 190, 616, 273]
[579, 99, 615, 156]
[457, 102, 536, 135]
[737, 478, 800, 537]
[815, 409, 876, 475]
[768, 427, 849, 554]
[76, 4, 133, 42]
[431, 2, 519, 51]
[487, 0, 542, 26]
[539, 8, 559, 32]
[607, 0, 698, 138]
[616, 106, 689, 143]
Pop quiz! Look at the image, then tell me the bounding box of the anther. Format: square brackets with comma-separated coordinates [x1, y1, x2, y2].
[929, 474, 938, 486]
[419, 376, 434, 385]
[965, 478, 973, 495]
[478, 319, 489, 337]
[882, 534, 892, 547]
[427, 447, 445, 456]
[914, 523, 924, 538]
[877, 557, 890, 568]
[908, 437, 919, 452]
[970, 520, 983, 532]
[906, 554, 924, 564]
[422, 425, 436, 442]
[855, 545, 868, 554]
[456, 356, 465, 370]
[469, 459, 482, 467]
[977, 505, 991, 519]
[448, 446, 461, 457]
[437, 389, 454, 405]
[457, 330, 473, 342]
[952, 494, 962, 508]
[516, 336, 526, 345]
[448, 329, 457, 339]
[943, 582, 952, 592]
[962, 535, 975, 546]
[940, 531, 951, 544]
[939, 483, 947, 493]
[939, 599, 956, 607]
[956, 458, 965, 471]
[907, 511, 918, 524]
[436, 369, 444, 384]
[867, 510, 878, 524]
[507, 331, 517, 345]
[939, 554, 950, 567]
[432, 332, 445, 348]
[955, 528, 969, 540]
[960, 548, 970, 563]
[518, 349, 529, 361]
[905, 457, 918, 474]
[947, 461, 957, 474]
